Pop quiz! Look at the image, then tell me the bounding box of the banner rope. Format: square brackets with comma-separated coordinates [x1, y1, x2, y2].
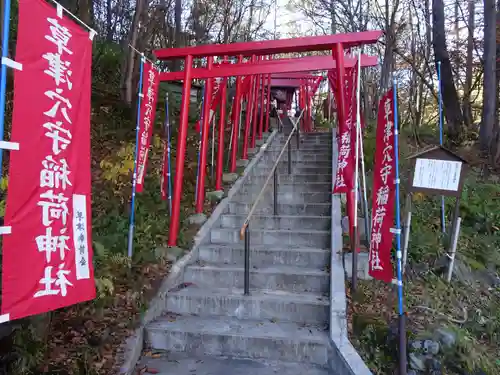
[46, 0, 96, 36]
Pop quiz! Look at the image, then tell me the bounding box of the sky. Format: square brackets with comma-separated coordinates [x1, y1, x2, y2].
[264, 0, 306, 38]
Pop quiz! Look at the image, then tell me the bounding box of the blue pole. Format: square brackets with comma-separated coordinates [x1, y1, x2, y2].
[393, 78, 407, 375]
[164, 93, 172, 215]
[0, 0, 13, 172]
[195, 85, 205, 204]
[437, 61, 446, 233]
[127, 55, 145, 258]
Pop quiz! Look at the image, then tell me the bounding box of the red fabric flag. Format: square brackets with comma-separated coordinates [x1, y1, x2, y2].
[2, 0, 96, 320]
[368, 88, 395, 283]
[194, 78, 227, 133]
[333, 62, 358, 194]
[135, 62, 160, 193]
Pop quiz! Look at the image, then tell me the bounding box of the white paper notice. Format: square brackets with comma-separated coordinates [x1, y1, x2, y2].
[412, 158, 462, 191]
[73, 194, 90, 280]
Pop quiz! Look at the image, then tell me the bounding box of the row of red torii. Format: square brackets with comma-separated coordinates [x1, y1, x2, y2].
[153, 30, 383, 247]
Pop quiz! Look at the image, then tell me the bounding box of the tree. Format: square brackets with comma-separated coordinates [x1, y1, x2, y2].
[481, 0, 498, 161]
[432, 0, 464, 143]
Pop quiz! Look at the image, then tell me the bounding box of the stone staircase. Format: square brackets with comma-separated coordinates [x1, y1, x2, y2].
[138, 121, 338, 374]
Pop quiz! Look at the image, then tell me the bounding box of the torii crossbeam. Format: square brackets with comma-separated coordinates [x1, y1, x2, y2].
[158, 54, 378, 81]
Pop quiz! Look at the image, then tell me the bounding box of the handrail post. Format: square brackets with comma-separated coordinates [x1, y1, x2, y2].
[296, 120, 300, 149]
[273, 168, 278, 215]
[287, 141, 292, 174]
[244, 225, 250, 295]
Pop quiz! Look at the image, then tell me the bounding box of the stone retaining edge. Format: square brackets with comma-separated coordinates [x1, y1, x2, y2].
[329, 129, 373, 375]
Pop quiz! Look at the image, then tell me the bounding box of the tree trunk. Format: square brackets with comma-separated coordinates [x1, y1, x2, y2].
[172, 0, 183, 70]
[462, 0, 475, 127]
[481, 0, 498, 161]
[432, 0, 464, 142]
[77, 0, 93, 26]
[106, 0, 113, 41]
[120, 0, 145, 104]
[378, 0, 392, 93]
[495, 0, 500, 133]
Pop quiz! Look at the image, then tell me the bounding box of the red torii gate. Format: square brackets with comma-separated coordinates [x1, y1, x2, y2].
[153, 30, 382, 246]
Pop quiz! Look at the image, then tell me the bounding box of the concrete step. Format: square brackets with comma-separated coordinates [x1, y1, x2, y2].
[210, 228, 330, 248]
[227, 201, 331, 216]
[219, 214, 331, 230]
[246, 173, 332, 184]
[184, 264, 329, 293]
[260, 152, 331, 163]
[255, 164, 331, 175]
[136, 352, 333, 375]
[145, 315, 331, 365]
[198, 244, 330, 269]
[233, 191, 332, 205]
[237, 181, 331, 195]
[274, 160, 332, 168]
[267, 146, 333, 153]
[166, 285, 329, 324]
[279, 140, 333, 147]
[264, 147, 332, 154]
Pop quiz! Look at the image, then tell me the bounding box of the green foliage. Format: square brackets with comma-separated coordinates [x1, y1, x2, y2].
[351, 316, 397, 374]
[11, 323, 45, 375]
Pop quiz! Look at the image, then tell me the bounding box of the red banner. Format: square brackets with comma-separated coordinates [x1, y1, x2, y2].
[2, 0, 96, 320]
[333, 62, 358, 194]
[368, 88, 395, 283]
[194, 77, 226, 133]
[135, 62, 160, 193]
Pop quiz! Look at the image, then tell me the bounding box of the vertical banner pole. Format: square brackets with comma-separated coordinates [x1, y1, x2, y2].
[402, 193, 412, 271]
[265, 62, 272, 133]
[250, 70, 260, 148]
[437, 61, 446, 233]
[168, 54, 194, 246]
[328, 82, 332, 125]
[211, 110, 216, 180]
[0, 0, 13, 171]
[393, 77, 407, 375]
[166, 94, 173, 215]
[352, 51, 362, 287]
[226, 95, 235, 171]
[128, 55, 145, 258]
[230, 56, 243, 172]
[446, 216, 461, 282]
[216, 74, 228, 191]
[258, 62, 266, 139]
[194, 85, 206, 205]
[358, 118, 370, 245]
[242, 65, 256, 159]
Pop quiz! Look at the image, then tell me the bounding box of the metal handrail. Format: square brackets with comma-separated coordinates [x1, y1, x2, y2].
[239, 108, 306, 239]
[239, 108, 306, 295]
